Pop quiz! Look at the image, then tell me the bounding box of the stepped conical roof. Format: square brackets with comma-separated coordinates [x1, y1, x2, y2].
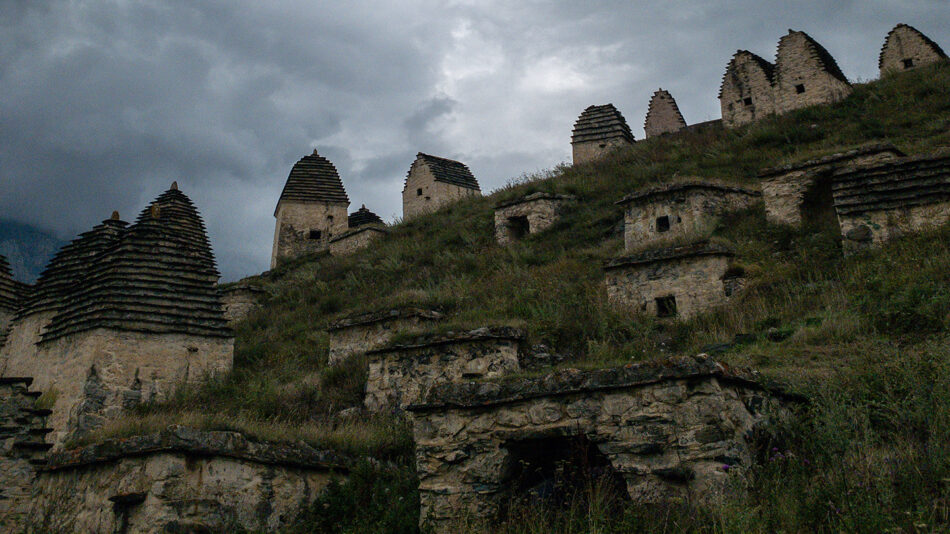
[778, 30, 849, 84]
[275, 150, 349, 215]
[413, 153, 481, 191]
[348, 205, 384, 228]
[41, 185, 230, 341]
[0, 254, 21, 312]
[571, 104, 635, 145]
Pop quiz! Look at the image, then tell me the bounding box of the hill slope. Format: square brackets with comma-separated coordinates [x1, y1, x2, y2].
[88, 63, 950, 532]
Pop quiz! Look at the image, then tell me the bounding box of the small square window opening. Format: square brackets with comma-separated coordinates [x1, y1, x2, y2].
[655, 296, 677, 318]
[656, 215, 671, 233]
[795, 84, 805, 94]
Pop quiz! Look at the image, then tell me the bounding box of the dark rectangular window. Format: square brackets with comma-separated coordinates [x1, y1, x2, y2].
[507, 216, 530, 240]
[902, 58, 914, 69]
[795, 84, 805, 94]
[417, 188, 423, 196]
[308, 230, 322, 240]
[656, 215, 670, 233]
[742, 97, 752, 106]
[655, 296, 677, 318]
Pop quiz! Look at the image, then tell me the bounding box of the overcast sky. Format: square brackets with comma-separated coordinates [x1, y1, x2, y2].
[1, 1, 947, 281]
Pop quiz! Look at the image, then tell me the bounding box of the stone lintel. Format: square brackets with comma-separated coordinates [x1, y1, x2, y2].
[0, 376, 34, 387]
[616, 181, 760, 206]
[42, 425, 350, 473]
[604, 241, 734, 271]
[758, 143, 905, 178]
[493, 192, 577, 210]
[365, 326, 525, 356]
[407, 355, 803, 412]
[328, 307, 443, 332]
[328, 224, 389, 244]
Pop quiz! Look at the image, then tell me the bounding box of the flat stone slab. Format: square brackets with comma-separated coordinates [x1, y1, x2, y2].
[493, 192, 577, 210]
[365, 326, 525, 356]
[758, 143, 905, 178]
[604, 241, 734, 271]
[616, 181, 760, 206]
[328, 307, 443, 332]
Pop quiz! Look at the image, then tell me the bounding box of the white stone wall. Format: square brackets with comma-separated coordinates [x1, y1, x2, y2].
[271, 201, 349, 268]
[605, 254, 733, 319]
[402, 161, 480, 220]
[623, 190, 758, 251]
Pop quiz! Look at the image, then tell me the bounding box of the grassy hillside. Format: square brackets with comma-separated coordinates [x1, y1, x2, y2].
[87, 62, 950, 532]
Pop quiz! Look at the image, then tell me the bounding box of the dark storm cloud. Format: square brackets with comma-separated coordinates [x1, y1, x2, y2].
[1, 1, 947, 280]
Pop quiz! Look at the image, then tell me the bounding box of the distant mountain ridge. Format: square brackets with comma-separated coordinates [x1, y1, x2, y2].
[0, 219, 65, 283]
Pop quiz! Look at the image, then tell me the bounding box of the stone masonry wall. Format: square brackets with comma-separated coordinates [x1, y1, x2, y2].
[572, 137, 632, 166]
[0, 311, 56, 374]
[407, 356, 796, 533]
[271, 201, 349, 268]
[27, 426, 347, 533]
[329, 225, 387, 256]
[3, 329, 232, 446]
[0, 377, 52, 531]
[220, 284, 264, 326]
[328, 308, 443, 366]
[619, 184, 760, 251]
[719, 51, 777, 128]
[604, 245, 737, 319]
[644, 89, 687, 138]
[364, 327, 524, 412]
[774, 31, 852, 114]
[403, 162, 480, 220]
[493, 193, 576, 245]
[879, 24, 947, 76]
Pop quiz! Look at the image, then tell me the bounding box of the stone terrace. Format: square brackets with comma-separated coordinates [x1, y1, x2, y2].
[406, 355, 801, 533]
[327, 307, 443, 366]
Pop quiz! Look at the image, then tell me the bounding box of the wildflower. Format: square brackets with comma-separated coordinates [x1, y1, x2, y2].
[722, 464, 731, 472]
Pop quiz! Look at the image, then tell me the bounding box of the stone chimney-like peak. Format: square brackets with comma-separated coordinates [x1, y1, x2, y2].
[111, 211, 120, 220]
[312, 149, 320, 156]
[170, 181, 179, 191]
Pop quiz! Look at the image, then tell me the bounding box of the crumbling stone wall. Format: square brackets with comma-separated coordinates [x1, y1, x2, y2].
[604, 242, 739, 319]
[719, 50, 777, 128]
[774, 30, 852, 114]
[0, 377, 52, 530]
[833, 151, 950, 253]
[493, 193, 576, 245]
[644, 89, 687, 138]
[364, 327, 524, 412]
[3, 330, 232, 446]
[27, 426, 348, 533]
[272, 201, 349, 267]
[406, 356, 797, 533]
[329, 225, 388, 256]
[879, 24, 947, 76]
[760, 144, 905, 226]
[328, 308, 443, 366]
[220, 283, 265, 325]
[617, 182, 760, 251]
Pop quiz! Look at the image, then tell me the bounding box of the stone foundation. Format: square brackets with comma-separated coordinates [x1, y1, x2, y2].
[406, 356, 799, 532]
[0, 377, 52, 530]
[493, 193, 576, 245]
[364, 327, 525, 412]
[833, 151, 950, 253]
[604, 242, 739, 319]
[329, 225, 388, 256]
[616, 181, 760, 251]
[760, 144, 905, 226]
[27, 426, 348, 533]
[220, 283, 265, 325]
[328, 307, 443, 366]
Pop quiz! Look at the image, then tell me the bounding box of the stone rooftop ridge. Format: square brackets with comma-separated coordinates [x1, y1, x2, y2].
[348, 205, 384, 228]
[40, 186, 231, 342]
[407, 355, 804, 411]
[879, 23, 947, 70]
[275, 150, 350, 214]
[571, 104, 635, 145]
[616, 180, 761, 205]
[604, 241, 734, 270]
[779, 30, 849, 84]
[832, 149, 950, 215]
[493, 191, 577, 209]
[718, 50, 775, 98]
[366, 326, 526, 355]
[43, 425, 351, 472]
[0, 254, 21, 312]
[328, 306, 443, 331]
[758, 143, 906, 178]
[414, 153, 481, 191]
[328, 224, 388, 244]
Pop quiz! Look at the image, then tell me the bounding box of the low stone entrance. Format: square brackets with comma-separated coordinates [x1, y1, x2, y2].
[406, 356, 799, 533]
[493, 193, 576, 245]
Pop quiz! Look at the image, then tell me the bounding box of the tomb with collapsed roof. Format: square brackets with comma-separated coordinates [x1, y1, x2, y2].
[493, 192, 577, 245]
[644, 89, 688, 138]
[879, 23, 947, 76]
[759, 144, 905, 232]
[719, 50, 777, 128]
[0, 184, 232, 446]
[833, 149, 950, 253]
[329, 204, 389, 256]
[571, 104, 636, 164]
[402, 153, 482, 219]
[271, 150, 350, 267]
[615, 180, 760, 251]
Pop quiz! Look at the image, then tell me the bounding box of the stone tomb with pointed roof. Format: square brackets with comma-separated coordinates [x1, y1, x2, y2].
[616, 181, 760, 251]
[644, 89, 687, 138]
[271, 150, 350, 267]
[0, 184, 232, 446]
[879, 23, 947, 76]
[402, 153, 482, 219]
[493, 192, 576, 245]
[759, 143, 905, 229]
[719, 50, 777, 128]
[571, 104, 635, 164]
[833, 150, 950, 254]
[604, 241, 743, 319]
[329, 205, 389, 256]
